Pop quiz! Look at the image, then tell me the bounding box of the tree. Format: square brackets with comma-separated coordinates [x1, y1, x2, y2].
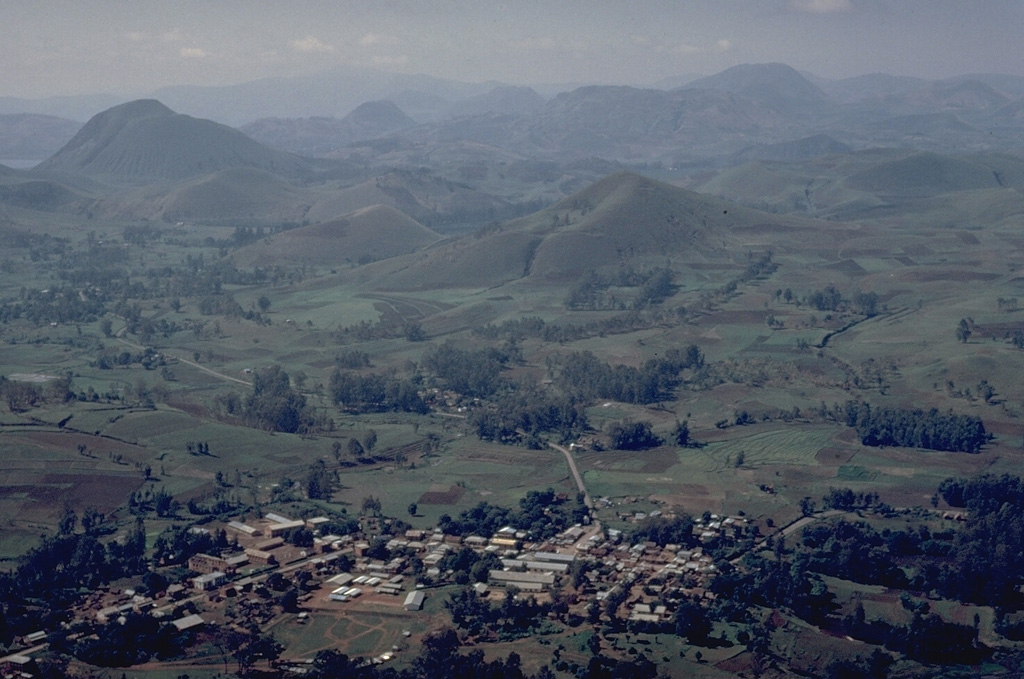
[408, 502, 418, 517]
[256, 295, 271, 312]
[608, 419, 661, 450]
[243, 365, 309, 433]
[347, 438, 365, 459]
[363, 429, 377, 452]
[305, 460, 334, 501]
[361, 495, 381, 516]
[672, 420, 691, 447]
[956, 318, 972, 343]
[404, 322, 426, 342]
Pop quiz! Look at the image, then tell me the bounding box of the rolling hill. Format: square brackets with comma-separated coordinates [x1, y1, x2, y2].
[364, 171, 812, 291]
[842, 151, 1018, 196]
[35, 99, 312, 183]
[304, 171, 512, 229]
[231, 204, 442, 268]
[730, 134, 852, 164]
[240, 100, 417, 155]
[698, 149, 1024, 218]
[157, 167, 312, 224]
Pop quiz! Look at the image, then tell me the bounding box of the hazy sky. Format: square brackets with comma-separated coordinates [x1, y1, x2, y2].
[3, 0, 1023, 98]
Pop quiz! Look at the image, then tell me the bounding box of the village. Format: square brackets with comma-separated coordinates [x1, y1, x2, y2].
[2, 504, 753, 676]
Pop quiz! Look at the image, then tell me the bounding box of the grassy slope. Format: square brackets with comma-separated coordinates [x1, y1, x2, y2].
[361, 171, 825, 291]
[231, 204, 442, 268]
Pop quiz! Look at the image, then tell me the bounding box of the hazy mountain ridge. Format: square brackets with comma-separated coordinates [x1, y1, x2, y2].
[4, 63, 1024, 171]
[36, 99, 313, 183]
[0, 113, 81, 161]
[730, 134, 853, 164]
[240, 100, 417, 155]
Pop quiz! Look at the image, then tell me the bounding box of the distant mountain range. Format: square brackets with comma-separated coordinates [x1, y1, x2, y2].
[0, 113, 81, 162]
[3, 91, 1024, 301]
[1, 62, 1022, 167]
[227, 63, 1024, 163]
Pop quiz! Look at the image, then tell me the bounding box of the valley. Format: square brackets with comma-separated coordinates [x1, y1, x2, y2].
[1, 61, 1024, 679]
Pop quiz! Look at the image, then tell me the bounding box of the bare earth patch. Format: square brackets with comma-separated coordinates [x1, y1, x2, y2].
[418, 484, 466, 505]
[8, 373, 57, 382]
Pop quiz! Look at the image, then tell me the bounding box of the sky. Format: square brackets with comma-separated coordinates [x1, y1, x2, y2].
[2, 0, 1023, 99]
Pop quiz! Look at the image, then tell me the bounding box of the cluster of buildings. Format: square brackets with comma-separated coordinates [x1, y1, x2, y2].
[5, 507, 753, 678]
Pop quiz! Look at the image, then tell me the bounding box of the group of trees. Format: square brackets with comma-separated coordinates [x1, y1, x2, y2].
[607, 419, 661, 450]
[438, 489, 587, 541]
[328, 369, 428, 414]
[550, 345, 703, 405]
[798, 284, 879, 316]
[797, 475, 1024, 608]
[841, 607, 982, 665]
[0, 517, 149, 642]
[242, 365, 315, 433]
[475, 309, 680, 345]
[423, 342, 512, 399]
[0, 373, 74, 412]
[471, 386, 587, 444]
[631, 514, 698, 547]
[843, 400, 988, 453]
[565, 267, 674, 310]
[445, 588, 553, 640]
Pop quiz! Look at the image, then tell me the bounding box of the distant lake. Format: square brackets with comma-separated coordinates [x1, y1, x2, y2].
[0, 159, 40, 169]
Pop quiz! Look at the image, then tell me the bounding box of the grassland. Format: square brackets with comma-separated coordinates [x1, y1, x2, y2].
[5, 153, 1024, 679]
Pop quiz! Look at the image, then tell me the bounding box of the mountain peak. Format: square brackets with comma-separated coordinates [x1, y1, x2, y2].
[343, 100, 415, 128]
[683, 62, 829, 106]
[37, 99, 308, 182]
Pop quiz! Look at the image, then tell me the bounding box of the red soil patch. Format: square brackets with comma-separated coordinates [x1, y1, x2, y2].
[900, 270, 999, 283]
[584, 447, 679, 474]
[704, 310, 769, 324]
[418, 485, 466, 505]
[166, 399, 214, 419]
[815, 447, 857, 465]
[7, 430, 149, 458]
[827, 259, 868, 276]
[0, 472, 142, 514]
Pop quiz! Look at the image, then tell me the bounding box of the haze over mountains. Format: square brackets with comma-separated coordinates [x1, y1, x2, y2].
[3, 61, 1024, 170]
[1, 60, 1023, 299]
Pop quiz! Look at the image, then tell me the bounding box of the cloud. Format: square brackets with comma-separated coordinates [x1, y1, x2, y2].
[290, 36, 334, 53]
[179, 47, 207, 59]
[715, 39, 732, 52]
[359, 33, 399, 47]
[509, 36, 558, 51]
[372, 54, 409, 66]
[790, 0, 852, 13]
[674, 44, 701, 55]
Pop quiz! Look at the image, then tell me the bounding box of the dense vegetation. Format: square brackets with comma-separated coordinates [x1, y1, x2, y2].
[843, 400, 988, 453]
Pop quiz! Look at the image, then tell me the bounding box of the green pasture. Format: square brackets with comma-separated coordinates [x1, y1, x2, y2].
[332, 437, 578, 525]
[574, 420, 1007, 520]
